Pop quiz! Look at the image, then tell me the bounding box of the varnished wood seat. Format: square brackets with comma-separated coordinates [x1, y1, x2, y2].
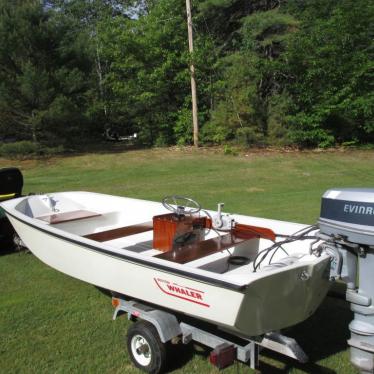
[84, 221, 153, 242]
[37, 210, 101, 224]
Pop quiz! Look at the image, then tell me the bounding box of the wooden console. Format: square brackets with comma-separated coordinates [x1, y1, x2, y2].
[153, 213, 209, 252]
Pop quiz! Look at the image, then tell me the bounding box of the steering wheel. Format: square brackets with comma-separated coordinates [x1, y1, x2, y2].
[162, 195, 201, 216]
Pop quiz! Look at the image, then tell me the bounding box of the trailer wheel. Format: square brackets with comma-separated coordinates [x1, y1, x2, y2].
[127, 320, 166, 374]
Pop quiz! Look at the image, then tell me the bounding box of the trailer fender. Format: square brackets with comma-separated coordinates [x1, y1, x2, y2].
[112, 298, 182, 343]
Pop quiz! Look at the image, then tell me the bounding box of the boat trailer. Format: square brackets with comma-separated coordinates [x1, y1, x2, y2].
[111, 296, 308, 373]
[111, 188, 374, 373]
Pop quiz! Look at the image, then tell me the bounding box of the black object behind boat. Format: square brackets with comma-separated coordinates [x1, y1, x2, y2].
[0, 167, 23, 198]
[0, 167, 24, 249]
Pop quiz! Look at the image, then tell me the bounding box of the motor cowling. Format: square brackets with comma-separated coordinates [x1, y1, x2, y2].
[319, 188, 374, 246]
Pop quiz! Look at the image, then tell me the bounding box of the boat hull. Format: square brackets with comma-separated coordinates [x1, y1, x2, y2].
[7, 212, 331, 337]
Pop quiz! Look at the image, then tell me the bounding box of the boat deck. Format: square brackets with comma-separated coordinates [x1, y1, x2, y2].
[75, 218, 262, 276]
[78, 217, 260, 265]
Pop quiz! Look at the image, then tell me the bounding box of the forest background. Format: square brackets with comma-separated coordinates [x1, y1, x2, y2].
[0, 0, 372, 155]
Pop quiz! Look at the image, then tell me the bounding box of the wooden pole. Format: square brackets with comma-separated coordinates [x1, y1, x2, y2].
[185, 0, 199, 147]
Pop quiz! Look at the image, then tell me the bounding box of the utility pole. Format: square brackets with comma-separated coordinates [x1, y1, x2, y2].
[185, 0, 199, 147]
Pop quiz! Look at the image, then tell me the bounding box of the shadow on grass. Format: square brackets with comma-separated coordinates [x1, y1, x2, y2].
[0, 217, 17, 255]
[163, 295, 352, 373]
[67, 142, 145, 157]
[0, 236, 29, 256]
[165, 343, 198, 373]
[258, 295, 352, 373]
[258, 360, 337, 374]
[0, 238, 16, 255]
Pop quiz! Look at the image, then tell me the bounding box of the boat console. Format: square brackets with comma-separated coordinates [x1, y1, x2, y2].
[150, 195, 276, 265]
[153, 213, 209, 252]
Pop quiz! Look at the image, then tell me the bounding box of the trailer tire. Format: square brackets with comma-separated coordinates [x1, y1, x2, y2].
[127, 320, 167, 374]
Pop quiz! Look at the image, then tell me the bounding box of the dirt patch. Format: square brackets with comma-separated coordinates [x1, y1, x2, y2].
[246, 187, 265, 193]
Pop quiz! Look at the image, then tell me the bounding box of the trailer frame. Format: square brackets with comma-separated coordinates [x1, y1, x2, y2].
[112, 296, 308, 372]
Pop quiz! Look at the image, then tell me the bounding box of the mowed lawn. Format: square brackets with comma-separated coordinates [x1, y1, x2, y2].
[1, 147, 373, 374]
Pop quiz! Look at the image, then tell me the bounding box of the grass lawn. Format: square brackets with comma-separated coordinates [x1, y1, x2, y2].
[1, 147, 372, 373]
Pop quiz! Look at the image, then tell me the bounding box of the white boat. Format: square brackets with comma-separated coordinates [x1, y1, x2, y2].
[1, 192, 331, 337]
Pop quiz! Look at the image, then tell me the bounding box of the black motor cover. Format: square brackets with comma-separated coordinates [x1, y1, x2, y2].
[0, 167, 23, 248]
[0, 167, 23, 198]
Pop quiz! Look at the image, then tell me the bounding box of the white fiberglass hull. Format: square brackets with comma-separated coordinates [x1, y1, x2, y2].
[2, 192, 331, 337]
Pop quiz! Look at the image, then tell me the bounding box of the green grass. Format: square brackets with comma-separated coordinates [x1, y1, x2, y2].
[1, 147, 373, 373]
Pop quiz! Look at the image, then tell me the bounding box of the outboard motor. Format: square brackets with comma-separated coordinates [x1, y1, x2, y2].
[319, 188, 374, 373]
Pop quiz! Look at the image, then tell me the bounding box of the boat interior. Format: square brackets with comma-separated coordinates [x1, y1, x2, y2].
[14, 192, 318, 278]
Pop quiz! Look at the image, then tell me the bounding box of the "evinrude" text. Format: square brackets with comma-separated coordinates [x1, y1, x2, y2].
[344, 204, 374, 215]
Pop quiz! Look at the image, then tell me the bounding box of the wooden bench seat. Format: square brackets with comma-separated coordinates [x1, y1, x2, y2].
[84, 221, 153, 242]
[37, 210, 101, 224]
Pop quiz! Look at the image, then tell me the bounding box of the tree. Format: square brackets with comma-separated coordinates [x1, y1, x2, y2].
[285, 0, 374, 146]
[99, 0, 193, 145]
[203, 7, 298, 146]
[0, 0, 371, 150]
[0, 0, 92, 146]
[46, 0, 136, 133]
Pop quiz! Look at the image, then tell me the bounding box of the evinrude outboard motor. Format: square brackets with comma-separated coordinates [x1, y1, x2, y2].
[318, 188, 374, 373]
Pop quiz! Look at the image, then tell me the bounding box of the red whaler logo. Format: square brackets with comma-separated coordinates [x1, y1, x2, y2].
[154, 278, 210, 307]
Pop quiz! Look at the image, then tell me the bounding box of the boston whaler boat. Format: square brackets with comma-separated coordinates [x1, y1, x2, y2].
[2, 190, 374, 373]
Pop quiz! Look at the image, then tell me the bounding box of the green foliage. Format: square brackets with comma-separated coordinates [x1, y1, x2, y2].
[202, 118, 232, 144]
[98, 0, 191, 145]
[285, 0, 374, 146]
[0, 0, 371, 149]
[204, 8, 298, 146]
[0, 141, 65, 158]
[0, 141, 38, 158]
[201, 0, 373, 148]
[223, 144, 238, 155]
[0, 0, 93, 146]
[174, 108, 193, 145]
[241, 9, 299, 53]
[267, 93, 293, 145]
[235, 127, 264, 147]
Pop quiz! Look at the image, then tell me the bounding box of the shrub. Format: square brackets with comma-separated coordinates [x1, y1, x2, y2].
[174, 108, 193, 146]
[223, 144, 239, 156]
[0, 141, 65, 158]
[37, 145, 65, 156]
[235, 127, 264, 147]
[0, 141, 38, 158]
